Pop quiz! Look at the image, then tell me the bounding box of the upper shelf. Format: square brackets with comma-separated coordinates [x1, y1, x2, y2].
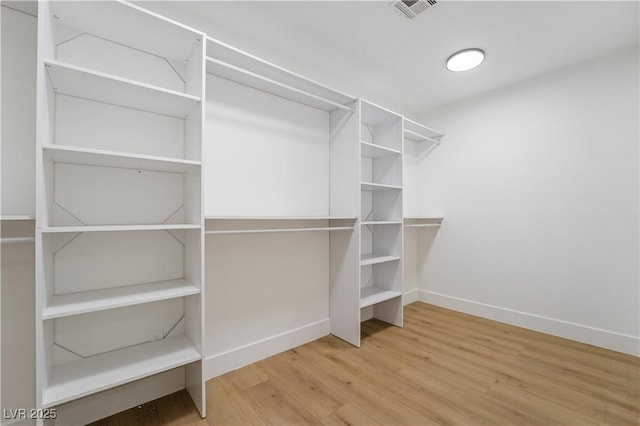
[361, 99, 403, 126]
[43, 145, 201, 174]
[404, 118, 444, 143]
[205, 37, 355, 112]
[45, 60, 200, 118]
[50, 1, 203, 63]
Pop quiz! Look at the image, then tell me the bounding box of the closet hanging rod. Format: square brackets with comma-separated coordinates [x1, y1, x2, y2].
[205, 226, 354, 235]
[1, 237, 35, 244]
[206, 57, 353, 112]
[404, 129, 441, 144]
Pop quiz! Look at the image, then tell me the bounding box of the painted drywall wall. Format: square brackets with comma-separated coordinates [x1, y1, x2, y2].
[416, 46, 639, 354]
[1, 6, 36, 217]
[203, 74, 332, 377]
[1, 6, 37, 422]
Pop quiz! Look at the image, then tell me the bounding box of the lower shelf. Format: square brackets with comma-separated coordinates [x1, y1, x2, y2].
[360, 287, 401, 308]
[42, 335, 201, 408]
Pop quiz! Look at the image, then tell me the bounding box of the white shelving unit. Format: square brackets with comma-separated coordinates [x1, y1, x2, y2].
[35, 1, 206, 422]
[329, 99, 404, 348]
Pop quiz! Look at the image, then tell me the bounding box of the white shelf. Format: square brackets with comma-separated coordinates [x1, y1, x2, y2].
[361, 182, 402, 191]
[44, 60, 200, 118]
[360, 142, 401, 158]
[41, 224, 201, 234]
[361, 99, 402, 126]
[360, 254, 401, 266]
[206, 57, 352, 113]
[361, 221, 403, 226]
[404, 224, 441, 228]
[206, 37, 355, 112]
[51, 1, 203, 63]
[42, 335, 201, 408]
[404, 217, 444, 221]
[0, 237, 35, 245]
[206, 227, 353, 235]
[404, 118, 444, 141]
[43, 145, 201, 174]
[42, 279, 200, 320]
[360, 287, 402, 308]
[0, 215, 35, 220]
[205, 216, 356, 220]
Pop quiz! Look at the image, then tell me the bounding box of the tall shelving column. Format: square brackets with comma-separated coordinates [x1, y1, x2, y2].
[35, 1, 206, 423]
[330, 99, 404, 347]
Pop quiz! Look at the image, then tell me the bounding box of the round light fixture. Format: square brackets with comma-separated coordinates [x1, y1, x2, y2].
[446, 48, 485, 72]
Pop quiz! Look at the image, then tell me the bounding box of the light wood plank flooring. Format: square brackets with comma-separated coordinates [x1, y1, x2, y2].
[91, 302, 639, 425]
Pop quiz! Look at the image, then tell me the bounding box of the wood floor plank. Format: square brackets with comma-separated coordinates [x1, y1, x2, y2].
[93, 302, 640, 426]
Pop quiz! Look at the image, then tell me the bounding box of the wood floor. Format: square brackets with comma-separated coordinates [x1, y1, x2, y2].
[92, 302, 639, 425]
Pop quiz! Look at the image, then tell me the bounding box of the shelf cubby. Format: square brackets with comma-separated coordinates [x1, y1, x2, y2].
[42, 334, 201, 408]
[360, 254, 401, 266]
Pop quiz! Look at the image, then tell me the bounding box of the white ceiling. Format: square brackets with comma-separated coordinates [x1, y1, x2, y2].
[9, 1, 639, 115]
[147, 0, 639, 115]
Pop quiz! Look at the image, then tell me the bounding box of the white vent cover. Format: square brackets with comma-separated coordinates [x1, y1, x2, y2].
[390, 0, 436, 19]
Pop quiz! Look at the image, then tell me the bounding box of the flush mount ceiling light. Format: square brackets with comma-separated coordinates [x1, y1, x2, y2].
[446, 48, 485, 72]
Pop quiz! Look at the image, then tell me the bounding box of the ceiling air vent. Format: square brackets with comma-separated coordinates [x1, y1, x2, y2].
[391, 0, 436, 19]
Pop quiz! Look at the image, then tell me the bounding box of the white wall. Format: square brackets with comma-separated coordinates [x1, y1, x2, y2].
[1, 6, 36, 217]
[203, 75, 332, 377]
[1, 6, 37, 422]
[416, 45, 639, 355]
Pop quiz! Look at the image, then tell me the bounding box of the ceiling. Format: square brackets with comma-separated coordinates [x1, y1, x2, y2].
[146, 0, 639, 115]
[9, 1, 639, 115]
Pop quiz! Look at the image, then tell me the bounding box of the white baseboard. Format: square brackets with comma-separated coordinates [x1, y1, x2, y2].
[403, 289, 419, 305]
[419, 290, 639, 356]
[204, 319, 330, 380]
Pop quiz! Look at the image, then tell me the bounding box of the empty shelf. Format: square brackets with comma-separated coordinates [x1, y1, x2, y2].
[41, 224, 201, 233]
[45, 60, 200, 118]
[404, 118, 444, 141]
[404, 224, 441, 228]
[206, 56, 351, 112]
[206, 37, 355, 112]
[361, 221, 403, 226]
[42, 335, 201, 408]
[206, 227, 353, 235]
[360, 142, 401, 158]
[361, 182, 402, 191]
[360, 254, 401, 266]
[360, 287, 402, 308]
[43, 279, 200, 320]
[43, 145, 201, 174]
